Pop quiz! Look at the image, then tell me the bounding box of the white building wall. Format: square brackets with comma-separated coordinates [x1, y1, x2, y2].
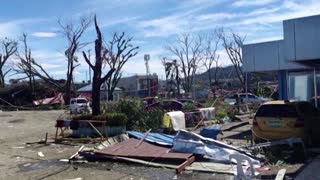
[284, 15, 320, 61]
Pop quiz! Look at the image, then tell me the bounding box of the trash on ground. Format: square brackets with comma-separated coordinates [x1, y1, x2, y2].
[199, 124, 221, 139]
[172, 130, 260, 164]
[127, 131, 174, 147]
[275, 168, 286, 180]
[37, 152, 45, 157]
[163, 111, 186, 130]
[199, 107, 215, 120]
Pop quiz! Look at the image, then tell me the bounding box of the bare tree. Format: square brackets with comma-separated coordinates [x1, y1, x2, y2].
[162, 58, 181, 97]
[203, 31, 220, 86]
[218, 28, 245, 88]
[15, 34, 62, 90]
[105, 32, 138, 101]
[82, 15, 115, 115]
[166, 33, 203, 94]
[59, 15, 92, 103]
[0, 38, 17, 88]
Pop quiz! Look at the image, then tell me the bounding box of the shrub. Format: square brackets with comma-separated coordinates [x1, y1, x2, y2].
[106, 113, 127, 126]
[72, 114, 93, 121]
[115, 98, 144, 130]
[138, 108, 165, 131]
[182, 102, 196, 111]
[215, 102, 230, 120]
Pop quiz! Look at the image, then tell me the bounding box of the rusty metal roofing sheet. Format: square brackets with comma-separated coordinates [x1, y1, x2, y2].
[95, 138, 193, 161]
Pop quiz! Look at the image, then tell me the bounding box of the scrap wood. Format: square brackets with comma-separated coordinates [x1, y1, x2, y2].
[275, 169, 286, 180]
[250, 138, 304, 149]
[88, 121, 104, 138]
[69, 146, 85, 161]
[135, 129, 152, 148]
[83, 154, 234, 174]
[176, 156, 195, 173]
[95, 138, 193, 163]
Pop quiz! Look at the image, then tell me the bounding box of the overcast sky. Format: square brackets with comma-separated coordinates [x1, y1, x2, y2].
[1, 0, 320, 82]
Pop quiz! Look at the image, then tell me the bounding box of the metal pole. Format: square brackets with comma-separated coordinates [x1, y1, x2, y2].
[245, 73, 248, 100]
[314, 67, 318, 108]
[192, 68, 196, 100]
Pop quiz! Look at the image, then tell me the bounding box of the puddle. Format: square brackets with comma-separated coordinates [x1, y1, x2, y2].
[8, 119, 25, 123]
[17, 160, 66, 172]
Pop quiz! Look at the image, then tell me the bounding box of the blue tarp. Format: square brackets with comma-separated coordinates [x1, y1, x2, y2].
[127, 131, 174, 147]
[172, 130, 260, 164]
[199, 125, 221, 139]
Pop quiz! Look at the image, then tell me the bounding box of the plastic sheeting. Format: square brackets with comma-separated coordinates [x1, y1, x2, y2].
[127, 131, 174, 146]
[172, 130, 260, 165]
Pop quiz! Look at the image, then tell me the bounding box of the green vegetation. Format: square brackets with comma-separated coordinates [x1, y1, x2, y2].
[73, 98, 165, 131]
[115, 98, 165, 131]
[72, 112, 127, 127]
[203, 97, 216, 108]
[182, 102, 196, 111]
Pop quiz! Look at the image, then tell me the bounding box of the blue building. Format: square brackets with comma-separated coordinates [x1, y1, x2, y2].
[242, 14, 320, 107]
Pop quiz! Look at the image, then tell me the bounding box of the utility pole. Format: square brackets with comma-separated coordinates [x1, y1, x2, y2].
[192, 63, 196, 100]
[144, 54, 151, 96]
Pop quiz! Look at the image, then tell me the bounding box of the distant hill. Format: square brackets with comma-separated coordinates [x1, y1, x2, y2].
[196, 65, 277, 84]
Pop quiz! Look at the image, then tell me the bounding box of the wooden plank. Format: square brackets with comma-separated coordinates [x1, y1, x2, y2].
[275, 168, 286, 180]
[176, 156, 195, 173]
[69, 145, 85, 160]
[135, 129, 152, 148]
[88, 121, 104, 138]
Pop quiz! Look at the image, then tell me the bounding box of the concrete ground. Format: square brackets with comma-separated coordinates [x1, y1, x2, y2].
[295, 155, 320, 180]
[0, 110, 231, 180]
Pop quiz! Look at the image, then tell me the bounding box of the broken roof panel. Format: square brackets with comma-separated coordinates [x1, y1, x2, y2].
[95, 138, 193, 161]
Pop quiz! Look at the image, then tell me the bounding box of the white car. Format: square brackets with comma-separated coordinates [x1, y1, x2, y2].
[70, 98, 91, 114]
[224, 93, 268, 105]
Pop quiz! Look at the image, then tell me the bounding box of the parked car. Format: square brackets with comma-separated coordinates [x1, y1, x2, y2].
[224, 93, 268, 105]
[144, 100, 183, 111]
[70, 98, 91, 114]
[252, 100, 319, 145]
[143, 96, 158, 105]
[177, 99, 203, 108]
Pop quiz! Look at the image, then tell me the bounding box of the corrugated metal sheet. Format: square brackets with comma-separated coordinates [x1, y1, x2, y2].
[95, 138, 193, 161]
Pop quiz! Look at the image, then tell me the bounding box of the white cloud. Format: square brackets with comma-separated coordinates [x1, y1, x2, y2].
[232, 0, 278, 7]
[32, 50, 65, 63]
[196, 13, 236, 21]
[0, 18, 47, 37]
[31, 32, 57, 38]
[50, 70, 66, 75]
[40, 63, 62, 69]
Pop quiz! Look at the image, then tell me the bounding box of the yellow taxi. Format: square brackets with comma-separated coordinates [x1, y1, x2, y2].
[252, 100, 319, 144]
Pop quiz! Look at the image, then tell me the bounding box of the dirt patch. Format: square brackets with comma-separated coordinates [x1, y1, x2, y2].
[0, 114, 13, 117]
[7, 119, 25, 123]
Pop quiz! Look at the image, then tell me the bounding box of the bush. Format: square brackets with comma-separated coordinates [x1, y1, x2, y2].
[203, 98, 216, 108]
[182, 102, 196, 111]
[215, 102, 230, 120]
[138, 108, 165, 131]
[72, 113, 127, 127]
[115, 98, 144, 130]
[114, 98, 165, 131]
[106, 113, 127, 126]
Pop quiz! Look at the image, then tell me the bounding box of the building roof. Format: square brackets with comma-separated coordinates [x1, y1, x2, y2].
[77, 84, 122, 92]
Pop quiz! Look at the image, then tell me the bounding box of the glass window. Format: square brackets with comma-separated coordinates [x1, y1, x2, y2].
[256, 104, 298, 118]
[76, 99, 87, 103]
[288, 72, 314, 101]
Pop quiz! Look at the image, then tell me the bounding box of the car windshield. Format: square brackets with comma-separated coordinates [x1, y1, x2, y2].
[76, 99, 87, 103]
[256, 104, 298, 118]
